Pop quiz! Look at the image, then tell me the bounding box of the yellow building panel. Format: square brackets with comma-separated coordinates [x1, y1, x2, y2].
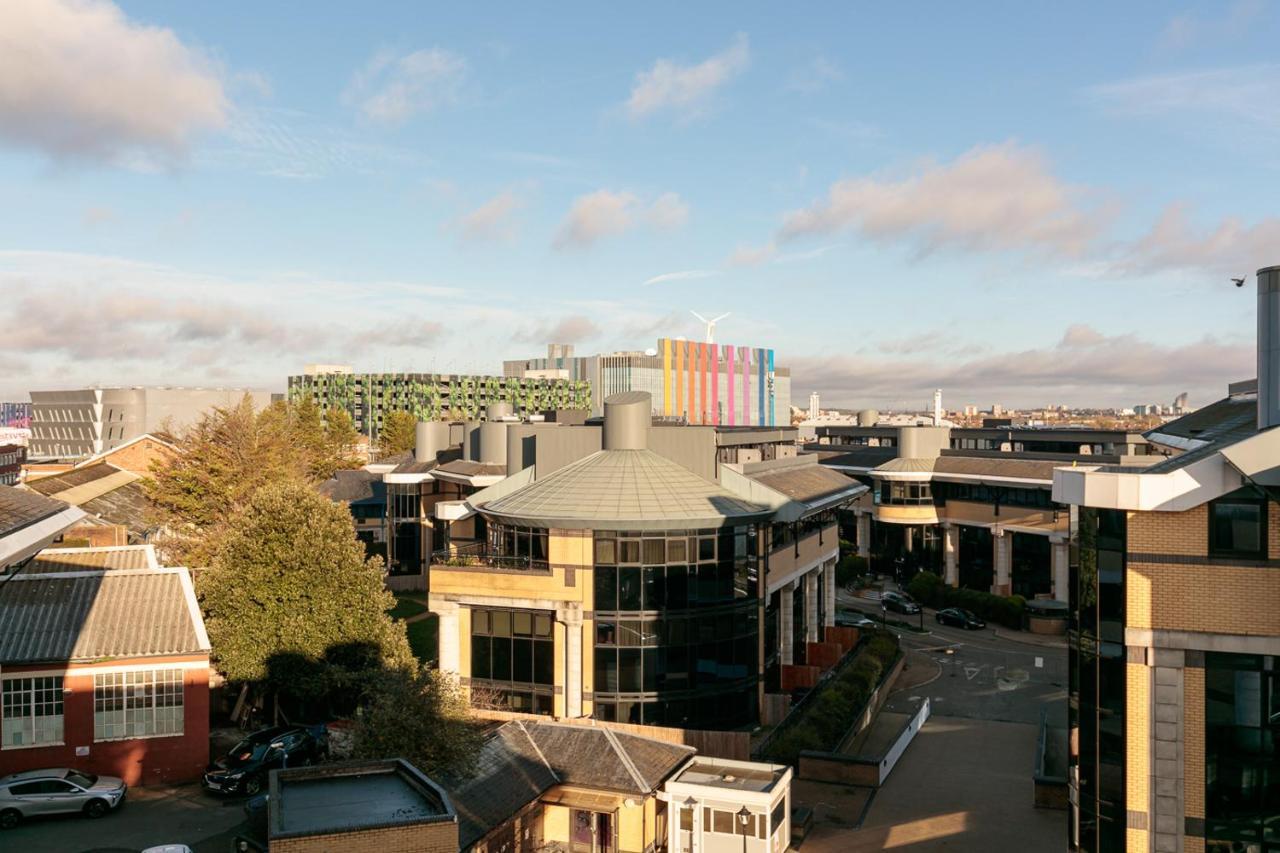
[874, 505, 940, 525]
[550, 529, 593, 568]
[430, 566, 588, 604]
[940, 500, 1065, 535]
[1126, 663, 1149, 815]
[1126, 829, 1149, 851]
[1128, 562, 1280, 635]
[543, 804, 569, 844]
[1185, 668, 1205, 819]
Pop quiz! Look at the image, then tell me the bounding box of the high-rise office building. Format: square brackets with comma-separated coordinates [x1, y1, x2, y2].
[506, 339, 791, 426]
[288, 366, 591, 438]
[1052, 266, 1280, 853]
[28, 387, 271, 459]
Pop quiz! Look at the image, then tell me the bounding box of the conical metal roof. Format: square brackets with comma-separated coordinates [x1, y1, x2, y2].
[481, 449, 770, 530]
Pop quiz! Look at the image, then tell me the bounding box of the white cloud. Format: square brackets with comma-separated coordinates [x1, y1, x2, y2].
[0, 0, 227, 165]
[788, 55, 843, 93]
[647, 192, 690, 230]
[1156, 0, 1265, 52]
[779, 141, 1103, 258]
[552, 190, 688, 249]
[643, 270, 720, 287]
[1122, 202, 1280, 277]
[456, 190, 523, 242]
[1089, 64, 1280, 133]
[726, 242, 777, 268]
[794, 324, 1252, 409]
[514, 314, 601, 344]
[345, 47, 466, 125]
[626, 33, 749, 119]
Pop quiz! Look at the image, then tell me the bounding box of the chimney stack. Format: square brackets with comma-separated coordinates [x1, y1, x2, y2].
[603, 391, 651, 450]
[1258, 266, 1280, 430]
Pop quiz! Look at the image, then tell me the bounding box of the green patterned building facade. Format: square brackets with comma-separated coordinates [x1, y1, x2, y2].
[287, 371, 592, 437]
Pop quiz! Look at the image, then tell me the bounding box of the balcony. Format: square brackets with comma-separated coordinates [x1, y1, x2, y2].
[430, 541, 549, 572]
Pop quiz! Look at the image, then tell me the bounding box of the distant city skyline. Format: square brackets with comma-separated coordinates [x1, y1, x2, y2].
[2, 1, 1274, 407]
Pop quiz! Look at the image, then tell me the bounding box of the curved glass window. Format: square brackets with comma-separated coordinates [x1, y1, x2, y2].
[592, 527, 760, 729]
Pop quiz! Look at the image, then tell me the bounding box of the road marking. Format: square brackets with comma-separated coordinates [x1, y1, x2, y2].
[1035, 656, 1043, 668]
[963, 664, 986, 681]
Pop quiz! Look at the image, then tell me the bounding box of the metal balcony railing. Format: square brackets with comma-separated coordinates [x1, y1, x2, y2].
[430, 541, 549, 571]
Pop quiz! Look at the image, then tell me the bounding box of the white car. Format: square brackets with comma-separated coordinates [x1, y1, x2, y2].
[142, 846, 194, 853]
[0, 768, 126, 829]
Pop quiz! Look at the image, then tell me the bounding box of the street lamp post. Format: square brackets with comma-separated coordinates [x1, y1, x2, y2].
[685, 797, 699, 853]
[736, 806, 751, 853]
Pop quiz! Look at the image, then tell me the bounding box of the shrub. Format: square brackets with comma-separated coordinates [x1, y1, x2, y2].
[904, 572, 1027, 629]
[835, 554, 867, 587]
[906, 570, 946, 607]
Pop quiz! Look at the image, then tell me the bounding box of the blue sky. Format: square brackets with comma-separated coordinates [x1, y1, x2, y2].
[3, 1, 1279, 409]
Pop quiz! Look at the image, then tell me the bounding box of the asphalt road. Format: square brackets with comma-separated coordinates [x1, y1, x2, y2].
[837, 589, 1068, 725]
[2, 783, 256, 853]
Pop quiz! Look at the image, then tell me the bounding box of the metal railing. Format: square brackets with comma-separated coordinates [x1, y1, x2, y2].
[430, 541, 549, 571]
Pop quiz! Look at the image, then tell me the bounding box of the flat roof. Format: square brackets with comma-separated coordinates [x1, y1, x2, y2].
[272, 760, 455, 839]
[672, 758, 788, 793]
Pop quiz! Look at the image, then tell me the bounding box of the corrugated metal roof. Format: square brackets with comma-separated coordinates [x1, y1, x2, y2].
[25, 463, 123, 495]
[0, 486, 70, 538]
[483, 449, 770, 530]
[0, 568, 207, 664]
[26, 546, 155, 573]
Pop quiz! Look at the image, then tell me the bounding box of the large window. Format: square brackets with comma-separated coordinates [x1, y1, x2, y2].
[876, 480, 934, 506]
[1209, 497, 1267, 560]
[93, 669, 184, 741]
[1068, 507, 1126, 853]
[2, 676, 64, 748]
[1204, 653, 1279, 850]
[592, 527, 760, 729]
[470, 607, 554, 715]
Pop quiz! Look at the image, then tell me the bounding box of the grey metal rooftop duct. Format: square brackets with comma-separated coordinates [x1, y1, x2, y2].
[414, 421, 450, 463]
[1259, 265, 1280, 430]
[603, 391, 651, 450]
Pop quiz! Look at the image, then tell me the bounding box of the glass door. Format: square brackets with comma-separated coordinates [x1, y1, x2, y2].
[570, 810, 616, 853]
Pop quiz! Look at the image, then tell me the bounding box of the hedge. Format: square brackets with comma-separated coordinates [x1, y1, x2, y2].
[835, 553, 868, 587]
[763, 631, 900, 766]
[906, 570, 1026, 629]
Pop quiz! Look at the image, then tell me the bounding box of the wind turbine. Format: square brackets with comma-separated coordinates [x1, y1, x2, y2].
[691, 311, 730, 344]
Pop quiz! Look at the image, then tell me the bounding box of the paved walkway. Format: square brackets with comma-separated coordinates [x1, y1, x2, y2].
[803, 715, 1063, 852]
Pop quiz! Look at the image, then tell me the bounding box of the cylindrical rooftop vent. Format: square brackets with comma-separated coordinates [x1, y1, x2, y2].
[414, 421, 449, 463]
[486, 402, 514, 422]
[603, 391, 651, 450]
[1259, 266, 1280, 431]
[479, 422, 509, 465]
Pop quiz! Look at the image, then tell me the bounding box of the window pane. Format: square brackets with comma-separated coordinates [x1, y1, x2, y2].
[513, 611, 533, 637]
[492, 610, 512, 637]
[643, 539, 665, 564]
[534, 614, 552, 638]
[620, 540, 641, 564]
[513, 638, 533, 682]
[643, 566, 665, 610]
[595, 538, 617, 565]
[666, 566, 688, 608]
[492, 638, 512, 680]
[619, 649, 642, 692]
[473, 610, 490, 635]
[595, 567, 617, 612]
[533, 640, 553, 685]
[618, 567, 642, 611]
[667, 539, 687, 563]
[471, 636, 491, 679]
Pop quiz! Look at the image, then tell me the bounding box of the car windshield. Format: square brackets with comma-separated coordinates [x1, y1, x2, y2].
[65, 771, 97, 788]
[225, 741, 273, 768]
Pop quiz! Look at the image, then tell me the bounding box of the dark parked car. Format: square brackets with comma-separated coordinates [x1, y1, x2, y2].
[936, 608, 986, 630]
[202, 725, 326, 796]
[881, 591, 921, 615]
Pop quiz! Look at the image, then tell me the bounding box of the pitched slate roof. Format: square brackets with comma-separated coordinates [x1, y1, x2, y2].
[483, 449, 770, 530]
[0, 566, 209, 664]
[441, 721, 695, 850]
[24, 462, 155, 540]
[812, 446, 898, 470]
[319, 469, 386, 504]
[0, 485, 71, 538]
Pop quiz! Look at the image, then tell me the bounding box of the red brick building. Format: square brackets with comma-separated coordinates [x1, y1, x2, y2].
[0, 547, 212, 785]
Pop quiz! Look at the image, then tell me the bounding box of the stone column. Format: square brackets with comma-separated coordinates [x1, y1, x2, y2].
[779, 584, 794, 666]
[856, 511, 870, 559]
[560, 607, 583, 718]
[1050, 535, 1069, 602]
[992, 527, 1011, 596]
[434, 601, 460, 676]
[824, 560, 837, 628]
[943, 523, 959, 587]
[1151, 648, 1188, 852]
[804, 570, 819, 643]
[903, 526, 914, 553]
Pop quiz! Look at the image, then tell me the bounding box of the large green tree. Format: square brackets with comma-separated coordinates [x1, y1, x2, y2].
[352, 666, 481, 777]
[199, 479, 414, 689]
[378, 410, 418, 456]
[146, 395, 361, 565]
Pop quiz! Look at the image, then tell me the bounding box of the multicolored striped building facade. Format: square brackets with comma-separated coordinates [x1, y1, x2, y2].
[659, 339, 778, 426]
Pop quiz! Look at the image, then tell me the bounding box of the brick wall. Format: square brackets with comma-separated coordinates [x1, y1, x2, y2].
[1184, 668, 1205, 821]
[1, 660, 209, 786]
[271, 820, 458, 853]
[1126, 663, 1149, 818]
[99, 437, 174, 475]
[1126, 561, 1280, 635]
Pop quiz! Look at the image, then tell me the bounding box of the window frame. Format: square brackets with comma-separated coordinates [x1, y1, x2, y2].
[1, 675, 65, 750]
[1207, 497, 1268, 560]
[92, 669, 185, 742]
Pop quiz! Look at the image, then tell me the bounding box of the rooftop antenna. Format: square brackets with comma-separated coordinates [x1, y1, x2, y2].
[690, 311, 730, 344]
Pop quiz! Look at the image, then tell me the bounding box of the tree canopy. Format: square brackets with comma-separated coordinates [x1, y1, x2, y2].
[378, 410, 418, 456]
[145, 395, 361, 565]
[199, 479, 414, 689]
[352, 665, 481, 778]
